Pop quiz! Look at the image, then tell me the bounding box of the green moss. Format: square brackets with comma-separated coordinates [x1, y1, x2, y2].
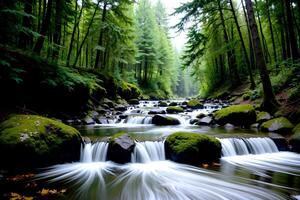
[118, 81, 141, 100]
[261, 117, 294, 134]
[0, 114, 81, 168]
[293, 123, 300, 135]
[152, 115, 180, 125]
[109, 132, 127, 142]
[242, 93, 250, 100]
[165, 132, 221, 165]
[166, 106, 184, 114]
[187, 99, 203, 109]
[158, 101, 168, 107]
[213, 104, 256, 126]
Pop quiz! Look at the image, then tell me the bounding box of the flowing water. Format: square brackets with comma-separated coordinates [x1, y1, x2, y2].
[37, 100, 300, 199]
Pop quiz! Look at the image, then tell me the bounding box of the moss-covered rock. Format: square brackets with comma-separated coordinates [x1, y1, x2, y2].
[290, 123, 300, 153]
[158, 101, 168, 107]
[187, 99, 203, 109]
[118, 81, 141, 100]
[256, 111, 271, 124]
[128, 99, 139, 105]
[166, 106, 184, 114]
[0, 115, 81, 169]
[107, 133, 135, 164]
[152, 115, 180, 125]
[213, 104, 256, 127]
[165, 132, 221, 166]
[169, 102, 178, 106]
[260, 117, 294, 134]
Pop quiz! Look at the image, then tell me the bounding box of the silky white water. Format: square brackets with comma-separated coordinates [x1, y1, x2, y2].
[36, 140, 299, 200]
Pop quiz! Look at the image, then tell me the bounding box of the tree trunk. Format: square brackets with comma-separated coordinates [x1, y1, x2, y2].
[19, 0, 34, 49]
[33, 0, 53, 53]
[66, 0, 83, 67]
[266, 0, 278, 66]
[52, 0, 63, 60]
[73, 1, 99, 67]
[229, 0, 255, 89]
[217, 0, 240, 87]
[94, 1, 108, 69]
[284, 0, 299, 60]
[245, 0, 278, 111]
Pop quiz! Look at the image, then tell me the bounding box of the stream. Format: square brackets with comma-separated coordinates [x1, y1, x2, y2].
[38, 100, 300, 199]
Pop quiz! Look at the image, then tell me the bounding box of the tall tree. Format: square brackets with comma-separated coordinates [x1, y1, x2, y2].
[245, 0, 278, 111]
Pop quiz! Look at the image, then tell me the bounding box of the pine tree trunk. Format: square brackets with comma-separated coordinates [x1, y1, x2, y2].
[217, 0, 240, 87]
[52, 0, 63, 60]
[19, 0, 34, 49]
[94, 1, 108, 69]
[33, 0, 53, 53]
[266, 0, 278, 66]
[229, 0, 255, 89]
[245, 0, 278, 111]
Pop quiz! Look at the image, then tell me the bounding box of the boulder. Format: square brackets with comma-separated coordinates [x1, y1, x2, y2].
[152, 115, 180, 125]
[187, 99, 203, 109]
[290, 123, 300, 153]
[83, 116, 95, 125]
[115, 105, 127, 112]
[196, 116, 213, 126]
[256, 111, 271, 124]
[158, 101, 168, 107]
[95, 117, 109, 124]
[166, 106, 184, 114]
[196, 113, 206, 119]
[165, 132, 221, 166]
[0, 115, 81, 169]
[107, 133, 135, 164]
[260, 117, 294, 134]
[190, 119, 200, 125]
[102, 98, 115, 108]
[128, 99, 139, 105]
[169, 102, 178, 106]
[213, 104, 256, 127]
[148, 109, 166, 115]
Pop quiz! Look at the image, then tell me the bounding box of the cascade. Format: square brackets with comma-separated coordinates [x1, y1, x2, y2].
[80, 142, 108, 162]
[219, 137, 279, 157]
[131, 141, 165, 163]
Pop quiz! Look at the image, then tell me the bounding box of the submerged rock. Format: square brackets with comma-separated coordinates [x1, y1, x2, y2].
[166, 106, 184, 114]
[290, 123, 300, 153]
[187, 99, 203, 109]
[158, 101, 168, 107]
[260, 117, 294, 135]
[196, 116, 213, 126]
[256, 111, 271, 124]
[107, 133, 135, 164]
[128, 99, 140, 105]
[152, 115, 180, 125]
[196, 113, 206, 119]
[0, 115, 81, 169]
[213, 104, 256, 127]
[148, 109, 166, 115]
[165, 132, 221, 166]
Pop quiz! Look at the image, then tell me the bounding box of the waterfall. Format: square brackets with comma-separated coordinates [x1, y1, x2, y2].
[131, 141, 165, 163]
[80, 142, 109, 162]
[125, 116, 153, 124]
[219, 137, 279, 157]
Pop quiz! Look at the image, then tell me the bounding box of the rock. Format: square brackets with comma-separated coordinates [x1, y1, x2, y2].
[260, 117, 294, 134]
[187, 99, 203, 109]
[95, 117, 109, 124]
[290, 123, 300, 153]
[96, 107, 107, 115]
[196, 113, 206, 119]
[250, 123, 259, 129]
[256, 111, 271, 124]
[190, 119, 200, 125]
[101, 104, 110, 110]
[158, 101, 168, 107]
[83, 116, 95, 125]
[115, 105, 127, 112]
[119, 115, 128, 120]
[128, 99, 139, 105]
[169, 102, 178, 106]
[196, 116, 213, 126]
[148, 109, 166, 115]
[0, 115, 81, 169]
[165, 132, 221, 166]
[213, 104, 256, 127]
[185, 108, 193, 112]
[166, 106, 184, 114]
[152, 115, 180, 125]
[102, 98, 115, 108]
[224, 123, 235, 130]
[107, 134, 135, 164]
[182, 101, 188, 105]
[269, 133, 289, 151]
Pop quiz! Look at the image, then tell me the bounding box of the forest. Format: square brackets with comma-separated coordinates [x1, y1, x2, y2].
[0, 0, 300, 199]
